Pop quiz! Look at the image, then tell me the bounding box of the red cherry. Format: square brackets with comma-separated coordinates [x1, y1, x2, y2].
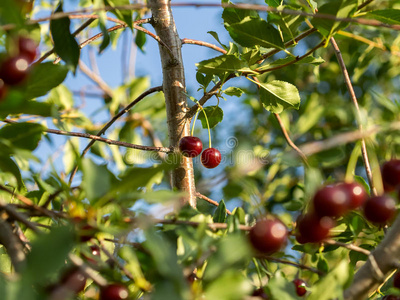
[393, 271, 400, 289]
[178, 136, 202, 157]
[18, 37, 38, 63]
[100, 283, 129, 300]
[339, 182, 368, 210]
[363, 195, 396, 224]
[0, 55, 30, 85]
[382, 160, 400, 190]
[313, 185, 349, 218]
[79, 224, 97, 242]
[90, 245, 100, 256]
[60, 267, 87, 294]
[249, 219, 288, 254]
[0, 79, 7, 101]
[297, 213, 335, 243]
[252, 288, 269, 299]
[201, 148, 221, 168]
[293, 279, 307, 296]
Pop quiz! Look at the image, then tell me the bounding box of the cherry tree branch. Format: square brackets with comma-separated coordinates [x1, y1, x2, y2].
[195, 192, 232, 215]
[68, 85, 164, 184]
[261, 256, 325, 275]
[79, 61, 114, 97]
[0, 220, 26, 273]
[330, 37, 376, 196]
[181, 38, 226, 54]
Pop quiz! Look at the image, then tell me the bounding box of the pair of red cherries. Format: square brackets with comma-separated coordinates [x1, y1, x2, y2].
[0, 36, 38, 100]
[178, 136, 221, 168]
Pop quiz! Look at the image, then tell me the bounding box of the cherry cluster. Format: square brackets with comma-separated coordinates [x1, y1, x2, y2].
[0, 36, 37, 101]
[178, 136, 221, 168]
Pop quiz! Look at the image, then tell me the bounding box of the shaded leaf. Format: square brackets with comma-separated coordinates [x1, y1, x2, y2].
[213, 199, 227, 223]
[0, 123, 44, 151]
[198, 106, 224, 129]
[196, 54, 256, 75]
[223, 87, 244, 97]
[227, 17, 284, 49]
[50, 2, 80, 73]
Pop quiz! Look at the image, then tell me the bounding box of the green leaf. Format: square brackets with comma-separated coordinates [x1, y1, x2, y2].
[25, 225, 75, 283]
[135, 29, 146, 52]
[227, 17, 284, 49]
[50, 2, 80, 73]
[98, 17, 111, 53]
[207, 31, 228, 49]
[307, 260, 350, 300]
[198, 106, 224, 129]
[366, 9, 400, 25]
[196, 54, 256, 75]
[258, 80, 301, 113]
[222, 7, 259, 26]
[311, 0, 357, 39]
[82, 159, 114, 203]
[0, 123, 44, 151]
[269, 55, 325, 67]
[26, 63, 69, 99]
[223, 87, 244, 97]
[213, 199, 227, 223]
[265, 0, 280, 7]
[204, 270, 252, 300]
[0, 0, 24, 27]
[0, 155, 24, 188]
[103, 0, 132, 29]
[266, 271, 301, 299]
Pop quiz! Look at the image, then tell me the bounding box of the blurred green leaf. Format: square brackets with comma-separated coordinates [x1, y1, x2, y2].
[258, 80, 301, 113]
[266, 271, 301, 300]
[198, 106, 224, 129]
[204, 270, 252, 300]
[366, 9, 400, 25]
[50, 2, 80, 73]
[0, 122, 44, 151]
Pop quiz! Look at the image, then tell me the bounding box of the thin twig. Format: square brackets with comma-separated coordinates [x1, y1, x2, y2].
[79, 61, 114, 98]
[262, 256, 325, 275]
[274, 113, 309, 166]
[323, 239, 371, 256]
[154, 218, 252, 231]
[181, 38, 227, 54]
[68, 85, 164, 184]
[195, 192, 232, 215]
[330, 37, 377, 196]
[68, 254, 108, 287]
[2, 3, 400, 31]
[0, 220, 26, 273]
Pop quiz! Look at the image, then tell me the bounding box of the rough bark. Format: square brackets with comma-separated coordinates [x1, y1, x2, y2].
[149, 0, 196, 207]
[344, 216, 400, 299]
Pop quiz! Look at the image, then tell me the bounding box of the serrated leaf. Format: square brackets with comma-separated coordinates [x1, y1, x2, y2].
[222, 87, 244, 97]
[258, 80, 301, 113]
[213, 199, 227, 223]
[227, 17, 284, 49]
[0, 123, 44, 151]
[198, 106, 224, 129]
[50, 3, 80, 73]
[26, 63, 69, 100]
[311, 0, 357, 39]
[366, 9, 400, 25]
[196, 54, 255, 75]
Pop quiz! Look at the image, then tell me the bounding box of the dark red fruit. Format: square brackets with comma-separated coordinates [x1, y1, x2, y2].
[363, 195, 396, 224]
[90, 244, 100, 256]
[18, 37, 37, 63]
[100, 283, 129, 300]
[313, 185, 349, 218]
[339, 182, 368, 210]
[252, 288, 269, 299]
[201, 148, 221, 169]
[79, 224, 97, 242]
[382, 296, 400, 300]
[179, 136, 202, 158]
[249, 219, 288, 254]
[394, 271, 400, 289]
[0, 79, 7, 101]
[60, 267, 87, 294]
[297, 213, 335, 243]
[293, 279, 307, 297]
[382, 160, 400, 190]
[0, 55, 30, 85]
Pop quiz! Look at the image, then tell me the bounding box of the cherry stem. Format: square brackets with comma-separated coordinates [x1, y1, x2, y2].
[191, 109, 200, 136]
[193, 99, 212, 148]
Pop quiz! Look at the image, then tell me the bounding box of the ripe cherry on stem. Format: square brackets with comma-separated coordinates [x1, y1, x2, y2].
[18, 37, 38, 63]
[0, 55, 30, 85]
[60, 267, 87, 294]
[312, 185, 349, 218]
[201, 148, 221, 169]
[249, 218, 288, 254]
[363, 195, 396, 224]
[179, 136, 202, 157]
[339, 182, 368, 210]
[293, 279, 307, 297]
[296, 213, 335, 244]
[381, 160, 400, 191]
[100, 283, 129, 300]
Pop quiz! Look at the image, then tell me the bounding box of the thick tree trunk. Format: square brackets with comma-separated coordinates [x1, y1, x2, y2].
[344, 216, 400, 299]
[149, 0, 196, 207]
